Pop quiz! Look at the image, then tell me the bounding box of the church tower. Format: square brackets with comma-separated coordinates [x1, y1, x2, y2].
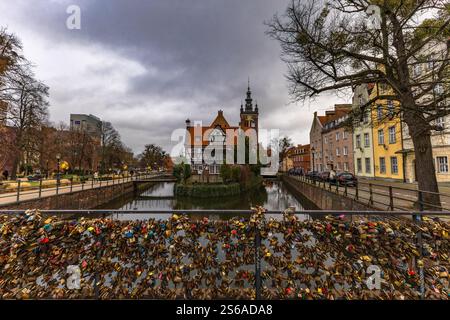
[239, 80, 259, 135]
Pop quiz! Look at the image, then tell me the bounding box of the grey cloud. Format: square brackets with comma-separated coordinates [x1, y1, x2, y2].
[1, 0, 349, 153]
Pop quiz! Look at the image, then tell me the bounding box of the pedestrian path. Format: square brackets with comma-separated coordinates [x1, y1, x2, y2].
[0, 174, 159, 207]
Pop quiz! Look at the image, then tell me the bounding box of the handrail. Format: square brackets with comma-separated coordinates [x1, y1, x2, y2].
[1, 209, 449, 216]
[0, 173, 164, 204]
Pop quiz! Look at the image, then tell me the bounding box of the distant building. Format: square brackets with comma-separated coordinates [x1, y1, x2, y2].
[352, 84, 375, 178]
[310, 105, 353, 173]
[322, 105, 353, 173]
[70, 114, 102, 139]
[281, 147, 295, 172]
[185, 83, 260, 175]
[289, 144, 311, 173]
[401, 39, 450, 183]
[369, 82, 405, 182]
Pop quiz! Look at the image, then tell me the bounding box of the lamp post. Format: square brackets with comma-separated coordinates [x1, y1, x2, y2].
[56, 153, 61, 187]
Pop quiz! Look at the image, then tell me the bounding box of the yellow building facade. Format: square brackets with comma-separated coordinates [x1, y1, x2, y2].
[370, 84, 405, 181]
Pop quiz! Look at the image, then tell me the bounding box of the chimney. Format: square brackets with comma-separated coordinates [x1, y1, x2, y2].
[185, 119, 191, 127]
[218, 110, 223, 116]
[314, 111, 317, 118]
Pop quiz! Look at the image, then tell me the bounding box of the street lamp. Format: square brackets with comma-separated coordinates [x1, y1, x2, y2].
[56, 153, 61, 186]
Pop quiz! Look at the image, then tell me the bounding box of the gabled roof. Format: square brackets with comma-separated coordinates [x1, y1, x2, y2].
[210, 110, 231, 129]
[186, 110, 239, 147]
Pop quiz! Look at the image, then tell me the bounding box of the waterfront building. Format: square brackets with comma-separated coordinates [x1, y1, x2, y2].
[401, 40, 450, 183]
[289, 144, 311, 173]
[321, 105, 353, 173]
[370, 82, 405, 181]
[352, 84, 375, 178]
[185, 83, 260, 175]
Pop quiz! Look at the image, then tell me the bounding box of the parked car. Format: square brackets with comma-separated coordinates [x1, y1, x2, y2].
[318, 171, 331, 182]
[335, 172, 358, 187]
[27, 173, 44, 181]
[288, 168, 295, 175]
[306, 171, 321, 181]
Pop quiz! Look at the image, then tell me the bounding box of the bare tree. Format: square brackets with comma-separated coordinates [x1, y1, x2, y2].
[0, 65, 49, 178]
[0, 28, 23, 79]
[267, 0, 449, 207]
[100, 121, 131, 172]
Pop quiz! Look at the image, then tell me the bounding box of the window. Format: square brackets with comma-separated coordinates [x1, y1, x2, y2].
[390, 157, 399, 175]
[378, 129, 385, 145]
[389, 126, 396, 144]
[436, 117, 445, 129]
[75, 120, 81, 125]
[379, 157, 386, 174]
[343, 146, 348, 156]
[324, 137, 328, 144]
[414, 64, 422, 77]
[363, 110, 370, 124]
[387, 100, 394, 117]
[356, 135, 361, 148]
[343, 131, 348, 139]
[336, 147, 340, 156]
[437, 156, 448, 173]
[365, 158, 371, 174]
[336, 163, 340, 170]
[377, 105, 383, 121]
[357, 158, 362, 173]
[427, 56, 434, 70]
[364, 133, 370, 148]
[434, 83, 444, 95]
[336, 132, 340, 141]
[343, 162, 349, 171]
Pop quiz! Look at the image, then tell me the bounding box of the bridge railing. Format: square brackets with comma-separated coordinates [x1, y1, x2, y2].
[290, 174, 450, 212]
[0, 172, 163, 204]
[0, 209, 448, 300]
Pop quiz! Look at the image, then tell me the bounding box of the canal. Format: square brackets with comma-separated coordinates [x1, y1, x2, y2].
[98, 179, 318, 220]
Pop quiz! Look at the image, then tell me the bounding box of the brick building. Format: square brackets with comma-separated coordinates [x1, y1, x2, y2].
[289, 144, 311, 173]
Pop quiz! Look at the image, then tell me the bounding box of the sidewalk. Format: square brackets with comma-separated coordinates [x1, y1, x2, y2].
[0, 173, 159, 207]
[358, 178, 450, 195]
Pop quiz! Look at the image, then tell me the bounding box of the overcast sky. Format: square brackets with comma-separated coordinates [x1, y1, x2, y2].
[0, 0, 348, 155]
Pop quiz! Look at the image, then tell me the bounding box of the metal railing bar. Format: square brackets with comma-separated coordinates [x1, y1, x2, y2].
[1, 209, 449, 216]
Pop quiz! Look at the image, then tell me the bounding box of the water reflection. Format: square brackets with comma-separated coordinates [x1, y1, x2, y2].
[98, 181, 308, 221]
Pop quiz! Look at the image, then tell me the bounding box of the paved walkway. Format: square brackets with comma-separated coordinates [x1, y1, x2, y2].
[290, 176, 450, 211]
[0, 174, 163, 207]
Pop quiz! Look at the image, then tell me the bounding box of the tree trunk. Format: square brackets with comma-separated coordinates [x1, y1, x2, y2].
[10, 155, 20, 180]
[409, 128, 441, 210]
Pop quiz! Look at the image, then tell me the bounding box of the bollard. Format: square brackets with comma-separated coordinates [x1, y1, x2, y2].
[16, 180, 21, 202]
[355, 183, 359, 200]
[389, 186, 394, 211]
[38, 179, 43, 198]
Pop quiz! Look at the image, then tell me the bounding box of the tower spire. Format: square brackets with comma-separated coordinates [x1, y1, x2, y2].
[245, 78, 253, 112]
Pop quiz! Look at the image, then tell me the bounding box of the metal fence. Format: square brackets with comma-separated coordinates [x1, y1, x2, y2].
[0, 209, 448, 300]
[291, 174, 450, 212]
[0, 173, 164, 205]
